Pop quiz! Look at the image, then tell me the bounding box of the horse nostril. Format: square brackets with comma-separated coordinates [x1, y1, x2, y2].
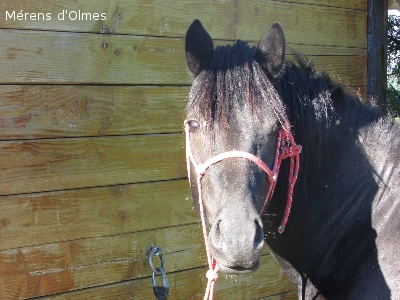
[254, 219, 264, 247]
[211, 219, 224, 246]
[215, 220, 221, 235]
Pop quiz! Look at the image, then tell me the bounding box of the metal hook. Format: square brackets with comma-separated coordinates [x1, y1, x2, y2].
[152, 266, 169, 289]
[149, 246, 169, 300]
[149, 247, 165, 274]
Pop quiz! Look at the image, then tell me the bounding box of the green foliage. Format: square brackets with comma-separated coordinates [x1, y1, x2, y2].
[387, 80, 400, 118]
[387, 14, 400, 118]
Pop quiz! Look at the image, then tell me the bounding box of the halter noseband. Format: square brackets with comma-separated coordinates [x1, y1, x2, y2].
[184, 120, 301, 300]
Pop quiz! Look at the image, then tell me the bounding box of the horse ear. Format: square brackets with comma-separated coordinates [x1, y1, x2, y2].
[256, 23, 286, 78]
[185, 19, 213, 77]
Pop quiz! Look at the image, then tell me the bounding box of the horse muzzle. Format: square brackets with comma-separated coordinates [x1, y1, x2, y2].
[217, 259, 260, 274]
[207, 207, 265, 274]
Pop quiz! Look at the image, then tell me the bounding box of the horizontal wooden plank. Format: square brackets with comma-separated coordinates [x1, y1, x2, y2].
[0, 74, 366, 141]
[231, 2, 366, 48]
[0, 29, 366, 85]
[0, 85, 188, 140]
[278, 0, 366, 10]
[259, 291, 298, 300]
[7, 250, 291, 299]
[0, 134, 186, 196]
[0, 1, 366, 48]
[287, 45, 366, 57]
[0, 224, 204, 299]
[257, 291, 299, 300]
[38, 281, 295, 300]
[156, 257, 292, 299]
[309, 55, 367, 88]
[40, 285, 297, 300]
[0, 222, 290, 299]
[0, 180, 195, 250]
[0, 30, 187, 85]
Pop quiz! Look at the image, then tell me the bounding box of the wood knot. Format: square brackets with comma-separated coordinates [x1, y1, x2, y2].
[0, 218, 10, 228]
[114, 48, 122, 56]
[102, 41, 110, 50]
[119, 211, 127, 222]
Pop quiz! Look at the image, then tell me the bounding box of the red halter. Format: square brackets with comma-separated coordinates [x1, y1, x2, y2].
[184, 120, 302, 300]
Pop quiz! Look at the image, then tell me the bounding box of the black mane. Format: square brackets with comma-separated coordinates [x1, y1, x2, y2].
[273, 54, 383, 174]
[275, 53, 382, 138]
[187, 40, 290, 132]
[187, 39, 385, 173]
[187, 40, 382, 138]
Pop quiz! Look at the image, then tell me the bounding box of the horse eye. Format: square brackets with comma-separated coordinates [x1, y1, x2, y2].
[189, 120, 200, 132]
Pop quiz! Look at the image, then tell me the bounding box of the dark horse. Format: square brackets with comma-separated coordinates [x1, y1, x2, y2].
[184, 20, 400, 299]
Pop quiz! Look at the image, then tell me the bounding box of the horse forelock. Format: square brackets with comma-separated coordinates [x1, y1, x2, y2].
[186, 40, 290, 135]
[186, 43, 382, 169]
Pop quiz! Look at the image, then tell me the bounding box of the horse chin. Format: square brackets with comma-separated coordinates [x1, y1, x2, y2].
[218, 259, 260, 274]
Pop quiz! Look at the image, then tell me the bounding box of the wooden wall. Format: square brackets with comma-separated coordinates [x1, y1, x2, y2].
[368, 0, 388, 109]
[0, 1, 366, 299]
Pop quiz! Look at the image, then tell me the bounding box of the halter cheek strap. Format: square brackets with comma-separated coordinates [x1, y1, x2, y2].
[184, 120, 301, 300]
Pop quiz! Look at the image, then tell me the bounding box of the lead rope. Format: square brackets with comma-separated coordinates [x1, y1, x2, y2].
[196, 172, 219, 300]
[184, 121, 301, 300]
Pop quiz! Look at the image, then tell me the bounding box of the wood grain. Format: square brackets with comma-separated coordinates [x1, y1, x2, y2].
[0, 1, 369, 299]
[0, 30, 366, 85]
[3, 246, 291, 299]
[0, 224, 204, 299]
[0, 58, 367, 140]
[0, 134, 186, 195]
[259, 291, 298, 300]
[0, 222, 291, 299]
[310, 56, 367, 88]
[277, 0, 366, 10]
[0, 30, 187, 84]
[0, 180, 195, 250]
[0, 0, 366, 47]
[0, 85, 188, 139]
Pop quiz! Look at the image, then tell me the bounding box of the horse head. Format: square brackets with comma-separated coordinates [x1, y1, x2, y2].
[184, 20, 292, 274]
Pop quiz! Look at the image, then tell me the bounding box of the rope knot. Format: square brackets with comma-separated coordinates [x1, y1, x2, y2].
[206, 269, 219, 281]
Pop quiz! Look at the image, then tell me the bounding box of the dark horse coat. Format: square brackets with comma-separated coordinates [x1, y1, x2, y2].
[184, 20, 400, 299]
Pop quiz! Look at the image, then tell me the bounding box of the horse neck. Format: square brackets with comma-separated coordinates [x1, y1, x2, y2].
[265, 91, 385, 286]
